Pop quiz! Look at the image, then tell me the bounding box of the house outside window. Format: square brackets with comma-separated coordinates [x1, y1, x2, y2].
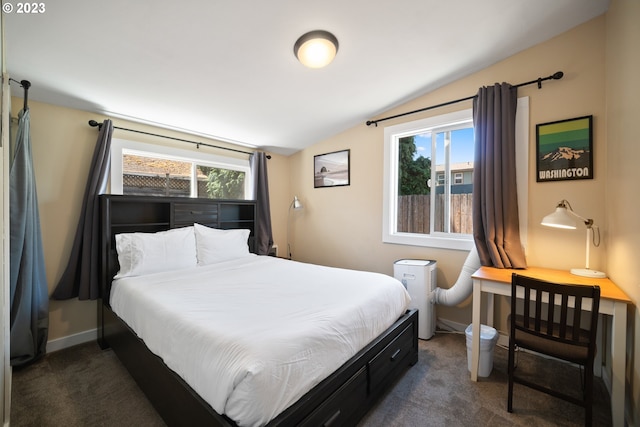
[110, 139, 251, 199]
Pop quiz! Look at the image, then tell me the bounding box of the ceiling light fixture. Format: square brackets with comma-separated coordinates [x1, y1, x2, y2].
[294, 30, 339, 69]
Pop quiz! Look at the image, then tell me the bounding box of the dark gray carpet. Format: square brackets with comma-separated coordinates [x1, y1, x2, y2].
[11, 332, 611, 426]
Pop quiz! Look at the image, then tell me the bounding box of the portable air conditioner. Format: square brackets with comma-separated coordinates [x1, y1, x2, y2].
[394, 259, 437, 339]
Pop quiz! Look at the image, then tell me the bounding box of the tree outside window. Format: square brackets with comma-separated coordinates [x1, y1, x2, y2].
[198, 166, 245, 199]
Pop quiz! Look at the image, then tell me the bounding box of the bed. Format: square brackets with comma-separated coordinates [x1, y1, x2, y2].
[98, 194, 419, 426]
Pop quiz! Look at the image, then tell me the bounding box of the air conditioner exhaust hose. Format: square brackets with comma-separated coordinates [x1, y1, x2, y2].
[434, 245, 481, 306]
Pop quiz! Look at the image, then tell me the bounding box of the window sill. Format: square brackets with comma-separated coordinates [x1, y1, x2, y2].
[383, 233, 474, 251]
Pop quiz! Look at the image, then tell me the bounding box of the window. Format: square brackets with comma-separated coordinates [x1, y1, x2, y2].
[383, 98, 529, 250]
[110, 139, 251, 199]
[384, 109, 474, 250]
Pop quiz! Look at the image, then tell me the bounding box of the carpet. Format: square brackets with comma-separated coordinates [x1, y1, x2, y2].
[11, 331, 611, 426]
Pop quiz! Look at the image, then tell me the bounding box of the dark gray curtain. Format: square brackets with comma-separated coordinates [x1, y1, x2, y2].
[472, 83, 527, 269]
[9, 108, 49, 367]
[250, 151, 273, 255]
[51, 120, 113, 300]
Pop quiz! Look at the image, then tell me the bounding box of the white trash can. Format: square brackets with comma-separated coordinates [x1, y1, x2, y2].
[465, 324, 499, 377]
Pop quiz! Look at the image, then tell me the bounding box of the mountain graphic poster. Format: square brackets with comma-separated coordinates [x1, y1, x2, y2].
[536, 115, 593, 182]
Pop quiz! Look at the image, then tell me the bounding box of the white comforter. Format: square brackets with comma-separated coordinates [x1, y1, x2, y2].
[110, 254, 410, 427]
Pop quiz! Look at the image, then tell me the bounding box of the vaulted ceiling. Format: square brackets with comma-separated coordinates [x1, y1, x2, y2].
[4, 0, 609, 155]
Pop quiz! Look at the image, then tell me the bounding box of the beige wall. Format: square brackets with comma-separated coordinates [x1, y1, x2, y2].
[13, 100, 291, 342]
[289, 16, 608, 330]
[605, 0, 640, 423]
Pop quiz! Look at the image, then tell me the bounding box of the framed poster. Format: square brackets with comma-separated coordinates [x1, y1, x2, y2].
[314, 149, 350, 188]
[536, 115, 593, 182]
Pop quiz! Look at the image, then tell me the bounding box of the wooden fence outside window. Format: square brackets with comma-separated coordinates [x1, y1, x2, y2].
[397, 194, 473, 234]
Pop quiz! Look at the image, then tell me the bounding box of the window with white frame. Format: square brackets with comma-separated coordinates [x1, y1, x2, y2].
[110, 139, 251, 199]
[383, 98, 529, 250]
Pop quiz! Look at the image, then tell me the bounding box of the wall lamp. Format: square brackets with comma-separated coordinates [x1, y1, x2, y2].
[541, 199, 606, 278]
[294, 30, 339, 69]
[287, 196, 304, 259]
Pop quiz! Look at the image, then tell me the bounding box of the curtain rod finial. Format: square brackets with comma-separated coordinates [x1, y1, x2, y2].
[552, 71, 564, 80]
[88, 120, 103, 130]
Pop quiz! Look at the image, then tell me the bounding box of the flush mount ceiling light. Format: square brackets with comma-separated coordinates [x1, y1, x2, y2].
[294, 30, 339, 69]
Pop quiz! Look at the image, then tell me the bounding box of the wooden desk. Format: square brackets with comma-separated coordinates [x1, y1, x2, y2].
[471, 266, 632, 427]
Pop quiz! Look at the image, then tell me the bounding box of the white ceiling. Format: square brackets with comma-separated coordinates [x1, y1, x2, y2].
[4, 0, 609, 155]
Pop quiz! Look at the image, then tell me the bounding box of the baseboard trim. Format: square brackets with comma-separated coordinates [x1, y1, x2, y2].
[47, 329, 97, 353]
[436, 318, 466, 333]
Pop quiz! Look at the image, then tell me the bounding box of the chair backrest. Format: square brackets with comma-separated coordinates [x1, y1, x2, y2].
[510, 273, 600, 363]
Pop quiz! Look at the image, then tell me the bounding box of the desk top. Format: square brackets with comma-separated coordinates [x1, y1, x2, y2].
[472, 266, 633, 304]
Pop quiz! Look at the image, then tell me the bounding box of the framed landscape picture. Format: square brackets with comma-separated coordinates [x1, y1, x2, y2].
[536, 115, 593, 182]
[314, 149, 350, 188]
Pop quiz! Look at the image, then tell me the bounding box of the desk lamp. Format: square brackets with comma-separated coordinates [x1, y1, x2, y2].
[287, 196, 303, 259]
[541, 199, 606, 278]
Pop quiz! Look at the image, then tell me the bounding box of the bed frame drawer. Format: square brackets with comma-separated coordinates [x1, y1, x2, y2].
[298, 366, 368, 427]
[173, 203, 219, 227]
[368, 321, 415, 393]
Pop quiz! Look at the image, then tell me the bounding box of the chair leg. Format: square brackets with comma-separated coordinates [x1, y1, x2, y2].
[507, 377, 514, 412]
[585, 405, 592, 427]
[507, 343, 515, 412]
[584, 361, 594, 427]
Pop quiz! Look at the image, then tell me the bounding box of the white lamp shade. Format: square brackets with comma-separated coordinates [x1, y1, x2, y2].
[292, 196, 303, 210]
[540, 200, 606, 278]
[541, 206, 576, 229]
[294, 31, 338, 68]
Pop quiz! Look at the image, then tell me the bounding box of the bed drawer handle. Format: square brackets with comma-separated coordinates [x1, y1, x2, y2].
[190, 210, 203, 214]
[390, 348, 402, 361]
[323, 409, 341, 426]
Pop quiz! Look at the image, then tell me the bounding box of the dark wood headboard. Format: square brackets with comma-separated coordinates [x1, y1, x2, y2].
[99, 194, 258, 304]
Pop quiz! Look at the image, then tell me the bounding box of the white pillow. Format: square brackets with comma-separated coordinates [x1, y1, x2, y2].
[114, 226, 197, 279]
[194, 223, 250, 265]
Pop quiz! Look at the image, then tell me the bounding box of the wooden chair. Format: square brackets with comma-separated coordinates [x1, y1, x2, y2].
[508, 273, 600, 426]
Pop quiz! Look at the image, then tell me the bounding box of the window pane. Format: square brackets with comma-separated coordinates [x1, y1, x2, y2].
[123, 154, 191, 197]
[421, 126, 474, 234]
[197, 165, 246, 200]
[434, 132, 447, 232]
[397, 135, 431, 234]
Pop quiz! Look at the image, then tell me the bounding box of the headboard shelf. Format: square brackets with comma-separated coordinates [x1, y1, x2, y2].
[111, 222, 170, 228]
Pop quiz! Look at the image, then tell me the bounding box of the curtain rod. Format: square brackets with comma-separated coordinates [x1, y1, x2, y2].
[366, 71, 564, 127]
[88, 120, 270, 158]
[9, 78, 31, 111]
